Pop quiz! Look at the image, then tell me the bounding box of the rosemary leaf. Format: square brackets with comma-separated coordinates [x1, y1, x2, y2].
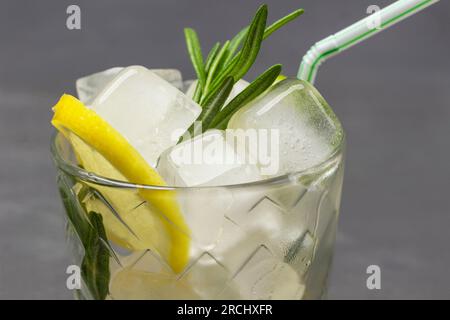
[212, 4, 267, 90]
[203, 41, 231, 102]
[190, 76, 234, 134]
[184, 28, 206, 88]
[81, 212, 110, 300]
[192, 81, 203, 103]
[58, 181, 89, 245]
[218, 7, 304, 77]
[210, 64, 282, 130]
[263, 8, 304, 40]
[225, 26, 249, 64]
[205, 42, 221, 74]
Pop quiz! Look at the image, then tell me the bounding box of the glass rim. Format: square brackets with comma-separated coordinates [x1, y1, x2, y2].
[50, 130, 345, 191]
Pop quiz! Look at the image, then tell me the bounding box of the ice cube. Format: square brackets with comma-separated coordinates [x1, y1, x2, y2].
[156, 129, 262, 186]
[76, 67, 184, 104]
[182, 79, 196, 94]
[226, 196, 285, 229]
[177, 187, 234, 250]
[228, 79, 343, 177]
[230, 245, 304, 299]
[156, 130, 263, 252]
[230, 190, 316, 278]
[209, 197, 287, 274]
[90, 66, 201, 166]
[151, 69, 184, 91]
[178, 252, 230, 298]
[76, 67, 123, 105]
[185, 79, 249, 105]
[208, 216, 252, 273]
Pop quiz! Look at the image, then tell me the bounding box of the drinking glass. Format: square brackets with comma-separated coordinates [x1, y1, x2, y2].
[51, 131, 345, 300]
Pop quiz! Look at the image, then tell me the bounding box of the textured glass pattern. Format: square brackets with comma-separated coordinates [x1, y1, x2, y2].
[52, 133, 344, 300]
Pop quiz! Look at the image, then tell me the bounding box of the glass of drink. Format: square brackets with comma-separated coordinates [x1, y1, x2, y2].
[51, 73, 345, 300]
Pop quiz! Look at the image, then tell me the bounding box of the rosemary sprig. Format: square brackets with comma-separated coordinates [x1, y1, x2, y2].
[183, 4, 304, 135]
[208, 8, 304, 95]
[58, 181, 110, 300]
[205, 4, 267, 101]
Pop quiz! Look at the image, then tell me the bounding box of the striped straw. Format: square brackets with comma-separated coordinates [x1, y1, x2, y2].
[298, 0, 440, 83]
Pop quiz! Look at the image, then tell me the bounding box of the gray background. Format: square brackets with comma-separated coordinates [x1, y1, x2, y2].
[0, 0, 449, 299]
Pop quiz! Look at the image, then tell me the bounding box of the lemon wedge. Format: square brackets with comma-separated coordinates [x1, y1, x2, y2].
[52, 94, 190, 273]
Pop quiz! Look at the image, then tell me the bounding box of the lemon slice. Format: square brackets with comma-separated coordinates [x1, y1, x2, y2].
[68, 133, 169, 255]
[52, 94, 190, 273]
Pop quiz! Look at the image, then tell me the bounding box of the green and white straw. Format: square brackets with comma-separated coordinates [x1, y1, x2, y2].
[298, 0, 440, 83]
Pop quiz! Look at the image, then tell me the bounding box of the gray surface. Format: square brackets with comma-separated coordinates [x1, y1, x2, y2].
[0, 0, 449, 299]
